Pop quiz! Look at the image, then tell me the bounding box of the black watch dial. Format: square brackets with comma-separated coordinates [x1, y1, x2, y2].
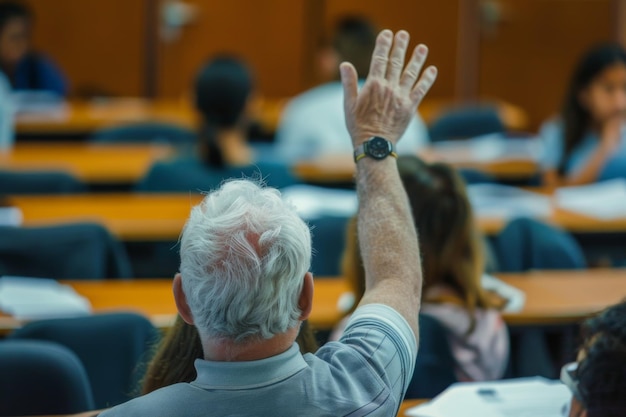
[366, 136, 391, 159]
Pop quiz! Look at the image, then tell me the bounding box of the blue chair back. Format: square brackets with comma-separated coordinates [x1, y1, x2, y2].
[0, 339, 95, 416]
[0, 170, 85, 195]
[90, 122, 196, 146]
[9, 313, 160, 409]
[308, 215, 350, 276]
[0, 223, 132, 279]
[429, 106, 505, 142]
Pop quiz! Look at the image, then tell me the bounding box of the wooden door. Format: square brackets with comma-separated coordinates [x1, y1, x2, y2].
[23, 0, 149, 97]
[477, 0, 617, 131]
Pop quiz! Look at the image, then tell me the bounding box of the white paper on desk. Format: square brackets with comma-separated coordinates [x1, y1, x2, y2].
[481, 274, 525, 313]
[0, 207, 22, 226]
[431, 134, 542, 163]
[281, 185, 357, 220]
[405, 377, 570, 417]
[468, 184, 552, 220]
[0, 276, 91, 320]
[556, 179, 626, 220]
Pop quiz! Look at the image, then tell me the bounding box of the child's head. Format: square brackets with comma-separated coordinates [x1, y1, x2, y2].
[0, 1, 31, 68]
[343, 156, 497, 317]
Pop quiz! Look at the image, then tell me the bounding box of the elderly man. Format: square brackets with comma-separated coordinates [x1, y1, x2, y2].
[101, 29, 437, 416]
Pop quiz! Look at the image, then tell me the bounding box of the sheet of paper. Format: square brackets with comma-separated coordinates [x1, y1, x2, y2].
[281, 185, 357, 220]
[405, 377, 571, 417]
[0, 276, 91, 320]
[431, 134, 542, 163]
[556, 179, 626, 220]
[481, 274, 526, 313]
[468, 184, 552, 220]
[0, 207, 22, 226]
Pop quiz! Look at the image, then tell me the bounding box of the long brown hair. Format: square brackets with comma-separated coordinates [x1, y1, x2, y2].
[141, 316, 318, 394]
[342, 156, 503, 332]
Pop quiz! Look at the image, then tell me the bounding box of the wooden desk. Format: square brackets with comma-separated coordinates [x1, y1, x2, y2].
[0, 143, 172, 184]
[1, 270, 624, 337]
[0, 278, 352, 336]
[9, 192, 626, 241]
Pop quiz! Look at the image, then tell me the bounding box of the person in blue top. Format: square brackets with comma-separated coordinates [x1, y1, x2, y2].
[0, 1, 68, 96]
[540, 43, 626, 186]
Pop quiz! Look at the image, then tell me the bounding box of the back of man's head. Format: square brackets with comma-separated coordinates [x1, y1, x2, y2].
[179, 180, 311, 344]
[332, 16, 377, 77]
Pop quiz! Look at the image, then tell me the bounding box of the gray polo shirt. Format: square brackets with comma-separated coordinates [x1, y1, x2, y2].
[100, 304, 417, 416]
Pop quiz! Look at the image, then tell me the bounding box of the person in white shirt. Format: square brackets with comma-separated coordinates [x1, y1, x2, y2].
[0, 69, 14, 150]
[275, 17, 429, 160]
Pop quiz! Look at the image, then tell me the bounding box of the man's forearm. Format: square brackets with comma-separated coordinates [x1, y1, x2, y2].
[356, 158, 422, 332]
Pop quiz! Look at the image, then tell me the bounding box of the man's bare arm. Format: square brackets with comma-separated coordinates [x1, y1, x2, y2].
[341, 30, 437, 339]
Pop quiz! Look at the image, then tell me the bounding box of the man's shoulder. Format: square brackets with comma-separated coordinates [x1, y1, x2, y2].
[99, 384, 195, 417]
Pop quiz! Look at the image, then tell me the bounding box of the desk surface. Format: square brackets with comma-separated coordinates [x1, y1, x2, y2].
[15, 97, 529, 136]
[1, 143, 172, 184]
[9, 192, 626, 241]
[1, 270, 624, 336]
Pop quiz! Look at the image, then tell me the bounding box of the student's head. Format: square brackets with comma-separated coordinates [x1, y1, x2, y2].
[194, 56, 253, 168]
[319, 16, 377, 80]
[564, 300, 626, 417]
[0, 1, 31, 67]
[174, 179, 313, 345]
[141, 315, 318, 394]
[561, 43, 626, 170]
[342, 156, 498, 321]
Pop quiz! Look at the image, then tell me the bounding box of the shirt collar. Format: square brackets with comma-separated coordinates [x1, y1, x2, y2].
[192, 343, 308, 390]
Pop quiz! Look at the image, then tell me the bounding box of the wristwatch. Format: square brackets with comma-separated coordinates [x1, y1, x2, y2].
[353, 136, 398, 162]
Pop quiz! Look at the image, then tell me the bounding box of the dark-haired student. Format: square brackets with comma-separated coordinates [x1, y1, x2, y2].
[138, 56, 297, 192]
[0, 1, 68, 96]
[562, 300, 626, 417]
[540, 43, 626, 186]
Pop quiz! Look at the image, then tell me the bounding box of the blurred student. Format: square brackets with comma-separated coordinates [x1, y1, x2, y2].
[335, 155, 509, 382]
[540, 43, 626, 186]
[562, 300, 626, 417]
[0, 69, 13, 149]
[275, 16, 429, 160]
[0, 1, 67, 96]
[138, 56, 296, 192]
[141, 316, 318, 395]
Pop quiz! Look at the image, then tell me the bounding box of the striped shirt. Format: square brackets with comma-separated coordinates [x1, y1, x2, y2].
[100, 304, 417, 417]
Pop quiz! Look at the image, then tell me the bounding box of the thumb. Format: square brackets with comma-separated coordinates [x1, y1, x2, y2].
[340, 62, 358, 113]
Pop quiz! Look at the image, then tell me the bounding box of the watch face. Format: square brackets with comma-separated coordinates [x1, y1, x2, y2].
[366, 137, 391, 159]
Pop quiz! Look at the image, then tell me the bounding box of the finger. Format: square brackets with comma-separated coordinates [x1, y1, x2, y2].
[410, 66, 438, 105]
[386, 30, 410, 84]
[368, 29, 393, 79]
[340, 62, 359, 112]
[400, 44, 428, 90]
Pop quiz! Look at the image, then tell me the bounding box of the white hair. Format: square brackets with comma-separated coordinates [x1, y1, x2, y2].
[179, 179, 311, 343]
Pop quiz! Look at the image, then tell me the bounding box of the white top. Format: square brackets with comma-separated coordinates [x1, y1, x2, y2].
[275, 81, 430, 160]
[0, 71, 15, 151]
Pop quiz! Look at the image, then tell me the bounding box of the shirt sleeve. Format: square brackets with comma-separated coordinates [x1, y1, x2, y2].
[538, 119, 564, 171]
[338, 304, 418, 404]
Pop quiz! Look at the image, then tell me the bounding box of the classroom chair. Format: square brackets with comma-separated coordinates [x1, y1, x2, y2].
[136, 157, 298, 193]
[405, 314, 458, 399]
[0, 170, 86, 195]
[0, 339, 96, 416]
[90, 121, 196, 146]
[428, 106, 505, 142]
[492, 217, 587, 272]
[0, 223, 133, 279]
[308, 215, 350, 276]
[9, 312, 160, 409]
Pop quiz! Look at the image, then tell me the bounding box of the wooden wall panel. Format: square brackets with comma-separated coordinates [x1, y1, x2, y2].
[23, 0, 148, 97]
[322, 0, 461, 99]
[155, 0, 308, 98]
[478, 0, 615, 131]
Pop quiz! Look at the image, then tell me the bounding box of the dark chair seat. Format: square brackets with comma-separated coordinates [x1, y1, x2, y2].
[9, 313, 160, 409]
[0, 170, 85, 195]
[0, 339, 95, 416]
[429, 106, 505, 142]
